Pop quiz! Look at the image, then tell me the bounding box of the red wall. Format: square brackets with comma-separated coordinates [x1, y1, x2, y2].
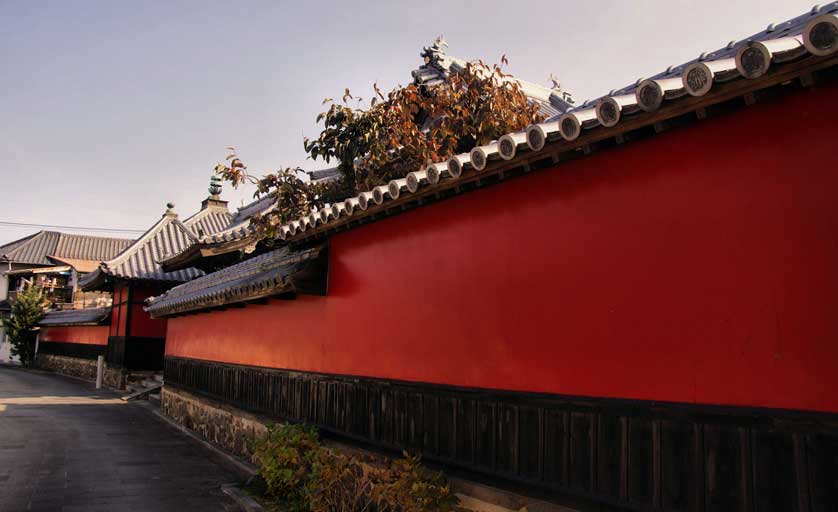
[129, 285, 168, 338]
[110, 283, 168, 338]
[166, 82, 838, 414]
[41, 325, 109, 345]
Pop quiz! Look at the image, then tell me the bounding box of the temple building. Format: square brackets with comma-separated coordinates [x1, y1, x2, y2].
[146, 5, 838, 511]
[32, 175, 276, 385]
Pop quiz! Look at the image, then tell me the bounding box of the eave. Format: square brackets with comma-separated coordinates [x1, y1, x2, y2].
[145, 245, 327, 318]
[159, 234, 258, 273]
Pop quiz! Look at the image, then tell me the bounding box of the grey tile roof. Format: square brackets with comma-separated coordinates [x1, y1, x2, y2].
[39, 307, 111, 327]
[181, 193, 281, 248]
[79, 207, 205, 289]
[182, 205, 233, 238]
[275, 3, 838, 243]
[53, 233, 134, 261]
[145, 245, 323, 317]
[0, 231, 133, 266]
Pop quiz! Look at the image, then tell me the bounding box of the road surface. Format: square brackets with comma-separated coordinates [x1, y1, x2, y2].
[0, 365, 239, 512]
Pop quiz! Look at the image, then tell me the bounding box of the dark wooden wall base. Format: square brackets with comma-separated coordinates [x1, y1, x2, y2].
[108, 336, 165, 371]
[165, 356, 838, 512]
[37, 341, 106, 360]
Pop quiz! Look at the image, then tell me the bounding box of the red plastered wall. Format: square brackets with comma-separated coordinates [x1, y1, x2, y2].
[108, 283, 167, 338]
[41, 325, 109, 345]
[109, 283, 128, 337]
[129, 302, 167, 338]
[128, 284, 168, 338]
[166, 83, 838, 413]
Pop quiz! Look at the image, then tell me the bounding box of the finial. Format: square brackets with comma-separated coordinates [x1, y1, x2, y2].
[165, 202, 176, 216]
[209, 174, 222, 197]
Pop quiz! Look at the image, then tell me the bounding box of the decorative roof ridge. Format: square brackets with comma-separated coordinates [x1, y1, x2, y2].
[585, 2, 833, 102]
[98, 207, 176, 271]
[271, 4, 838, 245]
[414, 36, 575, 113]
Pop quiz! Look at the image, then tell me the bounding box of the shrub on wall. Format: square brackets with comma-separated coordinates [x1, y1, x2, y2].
[250, 423, 461, 511]
[214, 58, 542, 241]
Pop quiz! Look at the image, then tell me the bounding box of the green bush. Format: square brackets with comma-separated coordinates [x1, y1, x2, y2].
[250, 423, 461, 511]
[307, 449, 373, 511]
[2, 285, 46, 366]
[370, 453, 460, 512]
[251, 423, 323, 511]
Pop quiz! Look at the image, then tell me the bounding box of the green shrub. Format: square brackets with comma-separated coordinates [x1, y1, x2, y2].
[307, 449, 373, 511]
[251, 423, 323, 511]
[250, 424, 461, 511]
[2, 285, 46, 367]
[370, 453, 460, 512]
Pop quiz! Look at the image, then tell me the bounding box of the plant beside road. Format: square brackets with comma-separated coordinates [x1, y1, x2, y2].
[250, 423, 462, 512]
[2, 285, 46, 366]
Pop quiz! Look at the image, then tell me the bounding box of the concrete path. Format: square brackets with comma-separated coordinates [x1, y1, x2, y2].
[0, 366, 239, 512]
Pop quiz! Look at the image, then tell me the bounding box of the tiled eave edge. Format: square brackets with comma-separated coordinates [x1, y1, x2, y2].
[285, 53, 838, 246]
[159, 233, 257, 272]
[147, 274, 293, 318]
[146, 246, 327, 318]
[39, 307, 111, 327]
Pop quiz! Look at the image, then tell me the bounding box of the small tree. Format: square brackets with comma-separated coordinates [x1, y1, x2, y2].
[2, 285, 46, 366]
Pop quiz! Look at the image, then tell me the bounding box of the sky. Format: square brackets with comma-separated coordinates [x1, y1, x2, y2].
[0, 0, 816, 245]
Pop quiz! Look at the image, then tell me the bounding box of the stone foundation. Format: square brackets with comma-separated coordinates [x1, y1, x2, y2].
[35, 353, 127, 389]
[161, 386, 268, 459]
[161, 385, 573, 512]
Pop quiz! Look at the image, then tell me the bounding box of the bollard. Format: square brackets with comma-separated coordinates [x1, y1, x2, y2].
[96, 355, 104, 389]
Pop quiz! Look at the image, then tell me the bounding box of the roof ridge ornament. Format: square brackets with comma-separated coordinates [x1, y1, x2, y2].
[419, 35, 450, 69]
[209, 173, 223, 198]
[165, 202, 177, 217]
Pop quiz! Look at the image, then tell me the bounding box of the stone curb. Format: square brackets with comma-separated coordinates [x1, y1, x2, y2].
[136, 402, 266, 511]
[136, 400, 258, 479]
[221, 484, 265, 512]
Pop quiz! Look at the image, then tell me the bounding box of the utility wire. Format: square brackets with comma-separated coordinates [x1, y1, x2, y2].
[0, 221, 145, 234]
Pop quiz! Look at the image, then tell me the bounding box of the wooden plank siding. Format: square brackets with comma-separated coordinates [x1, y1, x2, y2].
[165, 356, 838, 511]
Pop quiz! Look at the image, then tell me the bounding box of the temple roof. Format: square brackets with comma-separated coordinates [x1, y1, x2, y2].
[145, 245, 325, 317]
[79, 205, 204, 289]
[39, 306, 111, 327]
[182, 202, 233, 238]
[153, 190, 286, 270]
[0, 231, 133, 267]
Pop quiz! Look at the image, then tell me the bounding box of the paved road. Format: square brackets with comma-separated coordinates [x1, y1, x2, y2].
[0, 366, 239, 512]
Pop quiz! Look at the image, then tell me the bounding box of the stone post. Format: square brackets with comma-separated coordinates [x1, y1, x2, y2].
[96, 355, 104, 389]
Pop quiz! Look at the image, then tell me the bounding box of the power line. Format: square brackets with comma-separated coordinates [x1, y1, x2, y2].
[0, 221, 146, 234]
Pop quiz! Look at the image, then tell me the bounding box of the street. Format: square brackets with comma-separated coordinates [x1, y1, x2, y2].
[0, 366, 238, 512]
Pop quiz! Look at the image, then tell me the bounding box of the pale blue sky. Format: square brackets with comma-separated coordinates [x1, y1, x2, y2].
[0, 0, 813, 245]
